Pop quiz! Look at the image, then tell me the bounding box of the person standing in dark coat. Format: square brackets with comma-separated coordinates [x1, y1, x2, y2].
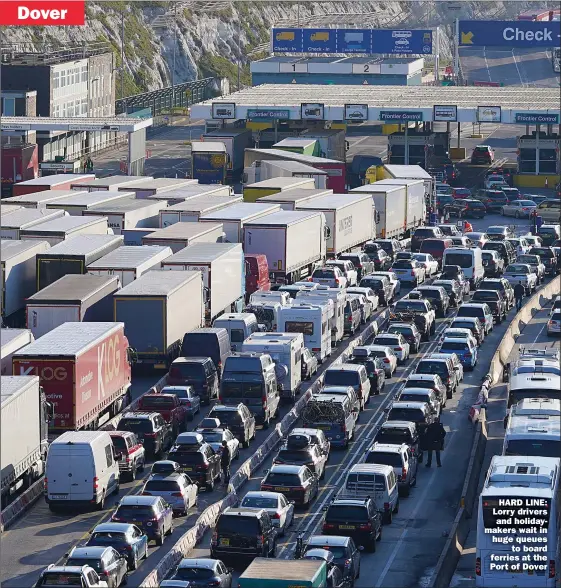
[220, 440, 231, 485]
[424, 419, 447, 468]
[514, 281, 525, 311]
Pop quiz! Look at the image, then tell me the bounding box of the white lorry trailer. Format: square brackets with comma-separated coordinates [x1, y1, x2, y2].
[351, 184, 407, 240]
[243, 210, 327, 284]
[6, 189, 88, 209]
[19, 215, 110, 246]
[373, 178, 425, 232]
[256, 188, 332, 211]
[382, 164, 434, 201]
[87, 245, 173, 286]
[71, 175, 151, 192]
[161, 242, 245, 324]
[159, 195, 242, 227]
[117, 177, 198, 199]
[45, 190, 133, 216]
[278, 302, 331, 362]
[141, 222, 224, 253]
[1, 208, 66, 240]
[296, 193, 374, 257]
[1, 375, 51, 508]
[199, 202, 281, 243]
[1, 329, 34, 375]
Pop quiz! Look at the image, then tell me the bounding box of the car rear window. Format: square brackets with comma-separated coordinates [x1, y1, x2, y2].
[441, 342, 469, 351]
[115, 505, 154, 519]
[529, 247, 554, 259]
[392, 260, 413, 269]
[169, 363, 204, 380]
[90, 532, 128, 544]
[209, 410, 242, 425]
[388, 325, 413, 336]
[326, 505, 368, 522]
[241, 496, 278, 509]
[313, 269, 336, 278]
[475, 146, 489, 152]
[39, 573, 83, 586]
[400, 392, 431, 403]
[416, 360, 448, 378]
[414, 229, 436, 238]
[443, 252, 473, 268]
[405, 379, 433, 389]
[376, 428, 412, 444]
[388, 408, 425, 422]
[217, 515, 259, 535]
[175, 568, 214, 581]
[140, 396, 175, 409]
[365, 451, 403, 467]
[421, 240, 446, 252]
[374, 337, 397, 346]
[144, 480, 180, 492]
[473, 292, 498, 301]
[65, 558, 102, 572]
[457, 307, 484, 319]
[169, 451, 204, 465]
[360, 278, 384, 289]
[264, 472, 301, 486]
[324, 371, 359, 387]
[277, 449, 310, 462]
[118, 419, 153, 434]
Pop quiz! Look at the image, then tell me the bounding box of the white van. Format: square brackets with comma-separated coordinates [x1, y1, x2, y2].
[442, 247, 484, 288]
[278, 302, 331, 362]
[244, 300, 282, 332]
[296, 287, 346, 345]
[342, 463, 399, 524]
[212, 313, 259, 351]
[45, 431, 120, 511]
[241, 332, 304, 401]
[248, 290, 291, 307]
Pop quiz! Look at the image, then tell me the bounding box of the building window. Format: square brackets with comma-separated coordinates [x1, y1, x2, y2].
[81, 65, 88, 82]
[53, 71, 60, 89]
[60, 70, 66, 87]
[81, 98, 88, 115]
[62, 103, 67, 117]
[2, 97, 16, 116]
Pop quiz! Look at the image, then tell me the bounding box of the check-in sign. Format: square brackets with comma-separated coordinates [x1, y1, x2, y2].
[433, 105, 457, 122]
[380, 110, 423, 122]
[514, 112, 559, 125]
[0, 1, 85, 25]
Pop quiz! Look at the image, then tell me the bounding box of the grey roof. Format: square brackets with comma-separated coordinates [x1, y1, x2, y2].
[243, 210, 321, 227]
[120, 178, 197, 191]
[351, 184, 404, 194]
[297, 192, 372, 210]
[384, 165, 433, 180]
[1, 239, 50, 261]
[200, 202, 281, 221]
[143, 222, 223, 240]
[26, 274, 119, 303]
[88, 245, 172, 269]
[246, 147, 341, 165]
[38, 234, 123, 256]
[163, 242, 241, 264]
[21, 215, 107, 234]
[114, 269, 201, 296]
[1, 328, 32, 349]
[5, 189, 88, 205]
[86, 196, 164, 213]
[191, 142, 226, 153]
[246, 177, 315, 189]
[1, 208, 65, 229]
[257, 188, 332, 203]
[13, 323, 124, 357]
[274, 138, 318, 148]
[14, 174, 94, 186]
[48, 190, 134, 207]
[165, 195, 241, 213]
[261, 160, 328, 174]
[1, 376, 38, 399]
[75, 176, 151, 188]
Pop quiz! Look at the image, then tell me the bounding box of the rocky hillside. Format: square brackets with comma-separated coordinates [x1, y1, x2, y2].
[0, 1, 547, 97]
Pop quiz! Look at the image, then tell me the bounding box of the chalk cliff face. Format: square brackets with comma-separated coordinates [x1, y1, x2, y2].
[1, 1, 537, 96]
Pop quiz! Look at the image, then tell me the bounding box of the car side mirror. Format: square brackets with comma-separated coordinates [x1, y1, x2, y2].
[228, 567, 235, 573]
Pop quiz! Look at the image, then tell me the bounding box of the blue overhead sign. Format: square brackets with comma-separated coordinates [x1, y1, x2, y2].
[271, 28, 433, 54]
[459, 20, 561, 47]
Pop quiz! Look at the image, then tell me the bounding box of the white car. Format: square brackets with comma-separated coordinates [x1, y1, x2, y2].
[36, 565, 109, 588]
[372, 333, 410, 363]
[358, 344, 398, 377]
[442, 327, 479, 349]
[347, 286, 379, 313]
[412, 253, 439, 277]
[348, 293, 372, 323]
[516, 254, 546, 284]
[501, 200, 537, 218]
[311, 266, 347, 289]
[551, 296, 561, 316]
[240, 491, 295, 535]
[524, 234, 543, 247]
[547, 309, 561, 336]
[326, 259, 358, 286]
[507, 237, 531, 256]
[436, 182, 453, 196]
[390, 259, 426, 285]
[369, 271, 401, 295]
[484, 174, 507, 190]
[503, 263, 538, 295]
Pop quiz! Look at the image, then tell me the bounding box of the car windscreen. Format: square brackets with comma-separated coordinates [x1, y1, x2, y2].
[277, 449, 311, 462]
[451, 320, 477, 331]
[420, 241, 446, 252]
[169, 363, 204, 380]
[394, 300, 426, 312]
[472, 292, 498, 301]
[483, 243, 506, 253]
[388, 408, 425, 422]
[392, 260, 413, 269]
[168, 451, 203, 465]
[326, 506, 368, 522]
[118, 419, 153, 434]
[313, 269, 336, 278]
[144, 480, 180, 492]
[241, 496, 278, 509]
[457, 307, 484, 318]
[504, 439, 560, 458]
[217, 516, 259, 535]
[175, 568, 214, 581]
[365, 451, 403, 466]
[324, 371, 359, 387]
[264, 472, 301, 486]
[416, 361, 448, 378]
[115, 505, 154, 519]
[443, 253, 473, 268]
[529, 247, 554, 259]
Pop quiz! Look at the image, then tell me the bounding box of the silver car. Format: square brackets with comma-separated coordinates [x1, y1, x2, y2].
[503, 263, 538, 295]
[240, 491, 295, 536]
[141, 473, 198, 516]
[501, 200, 537, 218]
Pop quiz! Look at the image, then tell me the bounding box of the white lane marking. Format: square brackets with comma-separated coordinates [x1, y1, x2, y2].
[511, 49, 525, 87]
[483, 47, 492, 82]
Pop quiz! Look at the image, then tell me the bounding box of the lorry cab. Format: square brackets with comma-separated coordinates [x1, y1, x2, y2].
[212, 313, 259, 352]
[278, 302, 331, 362]
[244, 254, 270, 301]
[45, 431, 120, 511]
[220, 352, 280, 428]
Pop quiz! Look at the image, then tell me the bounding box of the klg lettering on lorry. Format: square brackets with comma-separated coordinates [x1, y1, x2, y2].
[97, 334, 121, 400]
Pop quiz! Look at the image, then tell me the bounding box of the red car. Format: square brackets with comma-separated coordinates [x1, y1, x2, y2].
[452, 187, 472, 199]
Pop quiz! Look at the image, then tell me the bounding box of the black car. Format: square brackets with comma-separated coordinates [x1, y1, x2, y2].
[432, 279, 463, 308]
[367, 248, 392, 271]
[359, 275, 393, 306]
[443, 200, 468, 218]
[261, 464, 319, 507]
[414, 285, 450, 317]
[442, 163, 460, 186]
[117, 412, 173, 457]
[339, 252, 375, 281]
[210, 508, 277, 566]
[168, 442, 221, 490]
[374, 421, 423, 463]
[436, 194, 455, 214]
[372, 239, 402, 261]
[86, 522, 149, 572]
[480, 278, 514, 310]
[462, 199, 487, 219]
[322, 497, 382, 552]
[475, 190, 508, 212]
[472, 289, 507, 324]
[347, 354, 386, 394]
[387, 322, 422, 353]
[208, 403, 256, 448]
[528, 246, 558, 276]
[297, 534, 361, 585]
[482, 241, 516, 266]
[411, 227, 444, 253]
[168, 356, 219, 404]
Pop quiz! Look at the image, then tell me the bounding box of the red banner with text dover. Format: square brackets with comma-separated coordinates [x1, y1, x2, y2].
[0, 1, 85, 25]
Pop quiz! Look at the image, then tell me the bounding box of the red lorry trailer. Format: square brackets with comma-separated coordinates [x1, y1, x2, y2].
[12, 322, 132, 431]
[1, 144, 38, 198]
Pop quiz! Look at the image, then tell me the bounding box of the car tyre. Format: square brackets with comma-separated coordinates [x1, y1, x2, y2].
[130, 555, 138, 571]
[206, 474, 215, 492]
[366, 537, 377, 553]
[400, 484, 411, 498]
[384, 509, 393, 525]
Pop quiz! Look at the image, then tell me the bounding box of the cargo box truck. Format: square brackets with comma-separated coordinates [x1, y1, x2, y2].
[45, 190, 133, 216]
[71, 175, 151, 192]
[199, 202, 281, 242]
[114, 270, 204, 368]
[201, 129, 253, 181]
[147, 184, 233, 206]
[296, 192, 374, 256]
[1, 239, 51, 325]
[87, 245, 173, 286]
[12, 322, 132, 431]
[141, 222, 224, 253]
[382, 164, 434, 200]
[36, 234, 123, 291]
[26, 275, 121, 338]
[238, 558, 328, 588]
[1, 208, 67, 240]
[373, 178, 426, 232]
[11, 174, 95, 196]
[161, 242, 244, 323]
[6, 189, 89, 209]
[191, 142, 228, 185]
[1, 329, 34, 375]
[351, 184, 407, 239]
[82, 197, 166, 235]
[1, 376, 51, 508]
[117, 177, 197, 199]
[244, 177, 316, 203]
[256, 188, 331, 211]
[243, 210, 327, 284]
[159, 195, 242, 227]
[20, 215, 110, 246]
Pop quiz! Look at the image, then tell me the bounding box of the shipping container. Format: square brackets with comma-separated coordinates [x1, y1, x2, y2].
[199, 202, 281, 242]
[201, 129, 253, 180]
[273, 138, 320, 157]
[45, 190, 133, 216]
[35, 234, 124, 291]
[71, 175, 152, 192]
[238, 559, 327, 588]
[243, 210, 326, 283]
[351, 183, 407, 239]
[142, 222, 224, 253]
[159, 195, 242, 227]
[121, 228, 156, 246]
[161, 242, 244, 322]
[1, 240, 50, 321]
[1, 329, 34, 375]
[87, 245, 173, 286]
[1, 143, 38, 198]
[118, 177, 197, 199]
[114, 270, 203, 367]
[191, 142, 228, 185]
[296, 192, 374, 255]
[5, 189, 89, 209]
[147, 184, 233, 206]
[82, 197, 166, 235]
[11, 173, 95, 196]
[20, 215, 109, 246]
[257, 188, 332, 211]
[259, 160, 328, 189]
[244, 177, 316, 203]
[12, 322, 132, 431]
[1, 208, 67, 240]
[374, 178, 426, 231]
[26, 274, 121, 338]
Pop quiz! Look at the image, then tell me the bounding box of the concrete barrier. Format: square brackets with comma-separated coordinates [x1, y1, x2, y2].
[0, 478, 44, 533]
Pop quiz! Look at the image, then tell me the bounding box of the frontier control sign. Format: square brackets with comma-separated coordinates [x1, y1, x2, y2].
[514, 112, 559, 125]
[380, 111, 423, 122]
[459, 20, 561, 48]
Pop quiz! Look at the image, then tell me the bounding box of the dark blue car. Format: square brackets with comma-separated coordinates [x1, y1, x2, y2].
[112, 495, 174, 546]
[86, 522, 149, 571]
